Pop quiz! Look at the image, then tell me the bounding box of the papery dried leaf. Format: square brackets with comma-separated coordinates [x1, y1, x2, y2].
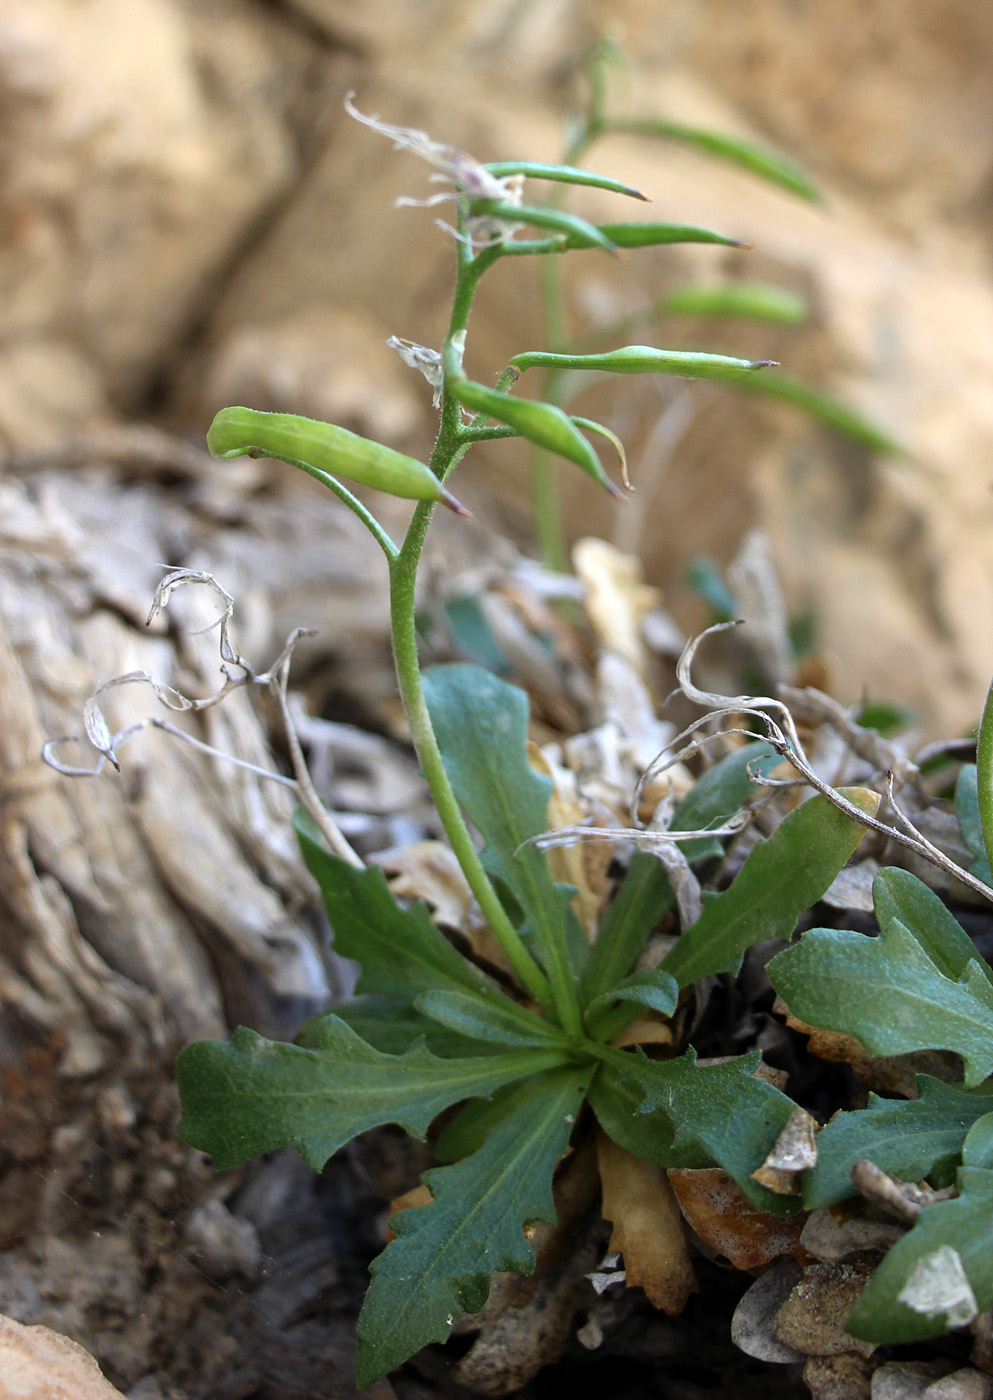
[779, 1003, 960, 1099]
[801, 1209, 904, 1264]
[573, 538, 660, 678]
[597, 1132, 696, 1312]
[667, 1167, 806, 1269]
[611, 1011, 674, 1049]
[370, 840, 474, 932]
[528, 743, 611, 937]
[452, 1219, 604, 1394]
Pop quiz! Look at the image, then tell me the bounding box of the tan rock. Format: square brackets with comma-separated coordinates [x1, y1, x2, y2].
[0, 1315, 125, 1400]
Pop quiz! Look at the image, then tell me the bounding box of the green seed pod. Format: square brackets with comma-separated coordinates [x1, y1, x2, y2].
[206, 407, 467, 514]
[509, 346, 776, 379]
[452, 380, 622, 498]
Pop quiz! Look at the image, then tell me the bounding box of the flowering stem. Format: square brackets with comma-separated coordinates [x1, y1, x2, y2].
[387, 233, 568, 1021]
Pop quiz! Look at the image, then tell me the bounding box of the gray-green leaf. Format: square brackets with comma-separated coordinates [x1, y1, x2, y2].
[177, 1017, 570, 1171]
[296, 996, 493, 1059]
[588, 1046, 796, 1212]
[423, 664, 581, 1010]
[955, 765, 993, 886]
[769, 920, 993, 1088]
[415, 989, 571, 1049]
[805, 1076, 993, 1209]
[873, 866, 993, 988]
[295, 809, 495, 1002]
[586, 968, 679, 1021]
[846, 1166, 993, 1344]
[580, 743, 780, 1005]
[662, 787, 879, 986]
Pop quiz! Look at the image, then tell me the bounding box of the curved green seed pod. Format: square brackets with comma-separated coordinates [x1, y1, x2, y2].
[451, 380, 622, 498]
[510, 346, 776, 379]
[206, 407, 468, 515]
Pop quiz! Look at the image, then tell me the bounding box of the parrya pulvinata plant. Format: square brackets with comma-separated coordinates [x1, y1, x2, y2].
[47, 90, 993, 1383]
[169, 97, 882, 1385]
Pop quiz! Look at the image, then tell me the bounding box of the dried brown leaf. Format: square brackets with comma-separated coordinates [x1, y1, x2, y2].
[451, 1222, 604, 1395]
[777, 1002, 960, 1097]
[667, 1167, 806, 1269]
[528, 744, 612, 937]
[597, 1131, 696, 1313]
[370, 840, 474, 932]
[573, 537, 660, 678]
[850, 1159, 955, 1225]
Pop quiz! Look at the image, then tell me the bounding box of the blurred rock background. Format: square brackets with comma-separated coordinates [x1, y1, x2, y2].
[2, 0, 993, 732]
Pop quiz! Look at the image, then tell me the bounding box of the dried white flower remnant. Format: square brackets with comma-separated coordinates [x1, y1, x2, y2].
[386, 336, 444, 407]
[897, 1246, 978, 1327]
[345, 93, 524, 246]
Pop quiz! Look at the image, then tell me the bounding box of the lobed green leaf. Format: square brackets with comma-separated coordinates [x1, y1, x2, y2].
[873, 867, 993, 988]
[415, 989, 572, 1049]
[589, 1046, 797, 1212]
[433, 1074, 543, 1164]
[295, 995, 492, 1059]
[805, 1075, 993, 1209]
[846, 1167, 993, 1344]
[296, 809, 499, 1001]
[769, 919, 993, 1088]
[177, 1016, 571, 1171]
[662, 787, 879, 986]
[585, 968, 680, 1022]
[356, 1064, 589, 1384]
[962, 1112, 993, 1170]
[580, 743, 780, 1005]
[423, 664, 585, 1014]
